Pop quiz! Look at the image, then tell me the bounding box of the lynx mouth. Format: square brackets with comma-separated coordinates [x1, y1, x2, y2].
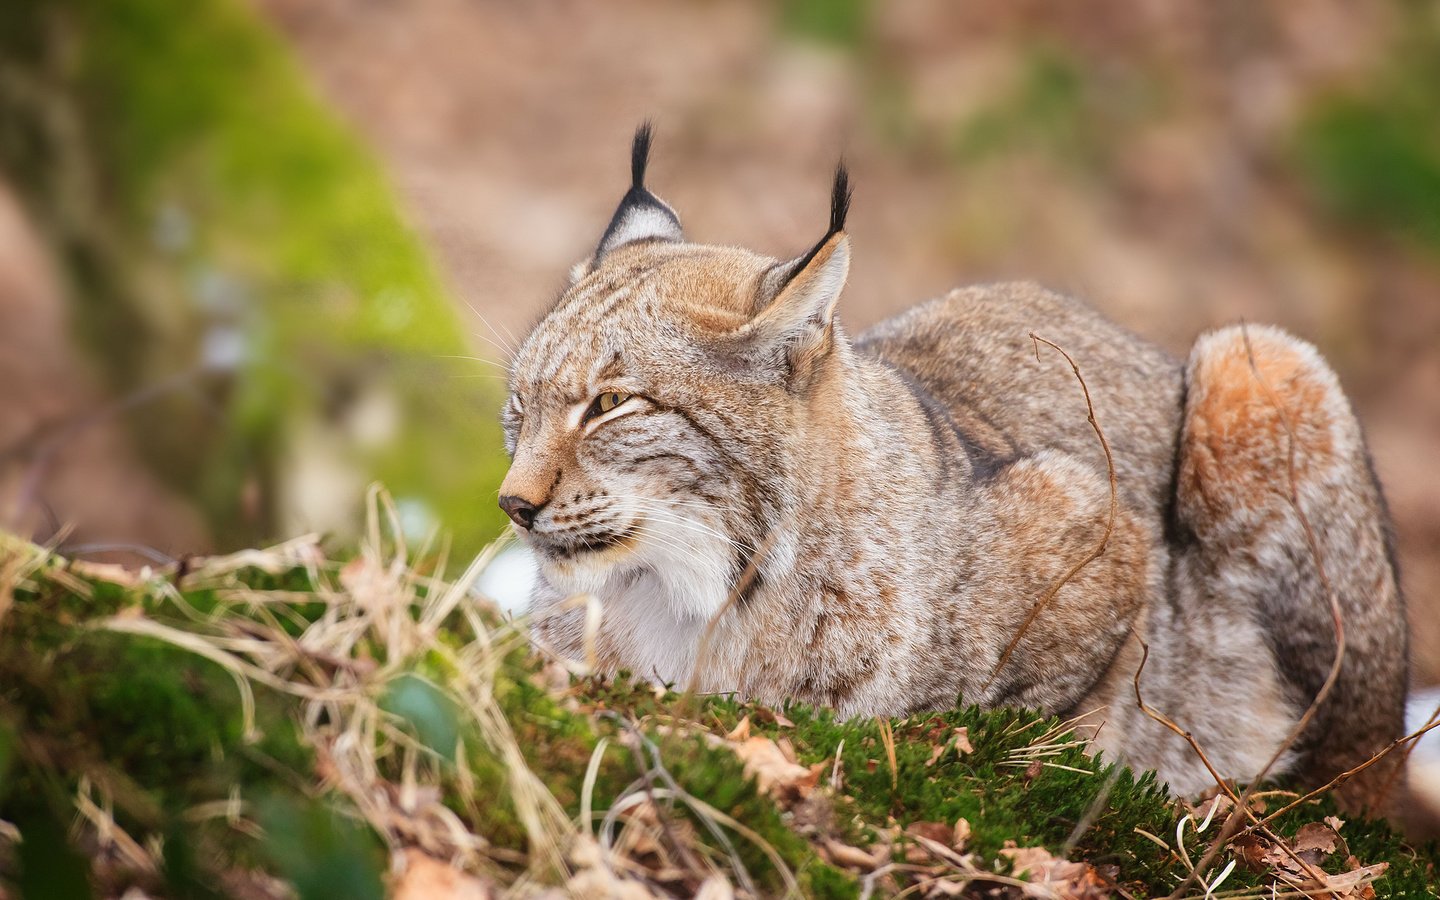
[535, 521, 641, 561]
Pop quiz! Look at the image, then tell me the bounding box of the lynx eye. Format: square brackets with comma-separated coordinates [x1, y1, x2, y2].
[585, 391, 632, 422]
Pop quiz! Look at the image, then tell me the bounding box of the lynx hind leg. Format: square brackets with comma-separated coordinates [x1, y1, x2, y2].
[1177, 324, 1407, 812]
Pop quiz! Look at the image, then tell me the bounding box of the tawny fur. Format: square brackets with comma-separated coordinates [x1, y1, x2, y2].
[499, 132, 1407, 811]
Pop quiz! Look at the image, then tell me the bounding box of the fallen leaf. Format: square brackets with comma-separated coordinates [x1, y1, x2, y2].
[904, 827, 968, 867]
[907, 821, 952, 848]
[725, 716, 751, 742]
[952, 727, 973, 755]
[999, 845, 1109, 899]
[821, 837, 890, 871]
[731, 736, 813, 795]
[1311, 861, 1388, 900]
[1292, 822, 1342, 862]
[393, 850, 493, 900]
[1231, 833, 1270, 871]
[925, 743, 946, 767]
[951, 818, 971, 851]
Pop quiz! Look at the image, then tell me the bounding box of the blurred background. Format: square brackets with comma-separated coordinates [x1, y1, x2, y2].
[1, 0, 1437, 697]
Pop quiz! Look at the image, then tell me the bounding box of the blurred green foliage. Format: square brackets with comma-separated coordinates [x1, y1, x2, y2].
[0, 0, 509, 558]
[381, 672, 461, 762]
[952, 46, 1163, 176]
[1294, 3, 1440, 250]
[779, 0, 871, 49]
[259, 796, 386, 900]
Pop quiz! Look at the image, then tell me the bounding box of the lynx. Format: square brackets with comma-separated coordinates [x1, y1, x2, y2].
[499, 125, 1407, 810]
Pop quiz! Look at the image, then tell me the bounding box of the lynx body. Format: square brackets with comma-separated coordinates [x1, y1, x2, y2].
[499, 128, 1407, 808]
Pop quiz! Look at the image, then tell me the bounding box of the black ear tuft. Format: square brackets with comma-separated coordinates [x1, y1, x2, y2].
[592, 121, 684, 262]
[829, 162, 851, 236]
[774, 161, 853, 286]
[631, 121, 654, 190]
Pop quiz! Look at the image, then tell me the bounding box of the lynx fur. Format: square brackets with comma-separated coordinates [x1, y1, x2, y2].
[499, 126, 1407, 810]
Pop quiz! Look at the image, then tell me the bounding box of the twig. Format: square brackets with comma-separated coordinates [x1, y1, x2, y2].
[1168, 325, 1353, 897]
[981, 334, 1118, 694]
[1245, 714, 1440, 831]
[1132, 641, 1242, 808]
[1235, 325, 1348, 790]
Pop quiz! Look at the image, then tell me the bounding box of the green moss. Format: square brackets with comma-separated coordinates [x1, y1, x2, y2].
[2, 552, 1433, 897]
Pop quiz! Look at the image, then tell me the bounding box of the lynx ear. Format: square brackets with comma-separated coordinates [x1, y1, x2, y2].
[592, 122, 683, 264]
[733, 165, 852, 380]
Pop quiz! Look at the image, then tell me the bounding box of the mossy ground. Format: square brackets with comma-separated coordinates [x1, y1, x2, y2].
[0, 531, 1434, 898]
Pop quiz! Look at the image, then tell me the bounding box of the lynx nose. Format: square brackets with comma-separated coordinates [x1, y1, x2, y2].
[498, 494, 541, 529]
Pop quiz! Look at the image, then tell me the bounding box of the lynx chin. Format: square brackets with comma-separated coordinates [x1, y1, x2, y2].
[499, 124, 1407, 811]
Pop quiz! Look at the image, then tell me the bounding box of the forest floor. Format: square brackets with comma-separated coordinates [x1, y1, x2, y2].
[1, 503, 1436, 898]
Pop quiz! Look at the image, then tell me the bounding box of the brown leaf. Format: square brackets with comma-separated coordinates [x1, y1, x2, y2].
[393, 850, 493, 900]
[1231, 833, 1270, 872]
[1316, 861, 1388, 900]
[1292, 822, 1342, 863]
[731, 736, 812, 796]
[924, 743, 946, 767]
[821, 837, 890, 871]
[951, 817, 971, 851]
[907, 821, 952, 846]
[1193, 793, 1233, 821]
[904, 826, 966, 867]
[1001, 844, 1056, 879]
[999, 844, 1110, 899]
[725, 715, 751, 742]
[924, 728, 974, 768]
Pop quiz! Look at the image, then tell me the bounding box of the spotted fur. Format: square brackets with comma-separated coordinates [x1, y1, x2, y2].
[499, 128, 1407, 811]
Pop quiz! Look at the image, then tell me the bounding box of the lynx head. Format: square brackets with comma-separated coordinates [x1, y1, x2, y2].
[500, 124, 853, 620]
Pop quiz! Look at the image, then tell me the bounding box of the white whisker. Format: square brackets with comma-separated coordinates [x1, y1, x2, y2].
[459, 298, 520, 357]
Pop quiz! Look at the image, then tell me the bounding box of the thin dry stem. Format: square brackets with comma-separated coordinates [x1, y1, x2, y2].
[981, 333, 1118, 695]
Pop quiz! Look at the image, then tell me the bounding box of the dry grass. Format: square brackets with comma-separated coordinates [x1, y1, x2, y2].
[35, 486, 800, 898]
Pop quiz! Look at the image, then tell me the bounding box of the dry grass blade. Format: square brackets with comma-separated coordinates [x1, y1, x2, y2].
[878, 718, 899, 793]
[78, 486, 588, 890]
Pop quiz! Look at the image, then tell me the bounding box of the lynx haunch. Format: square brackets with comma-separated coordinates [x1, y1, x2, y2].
[499, 126, 1407, 811]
